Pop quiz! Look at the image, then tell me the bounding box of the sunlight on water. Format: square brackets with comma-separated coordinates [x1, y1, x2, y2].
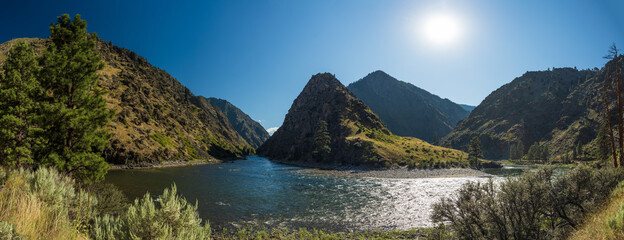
[106, 156, 504, 231]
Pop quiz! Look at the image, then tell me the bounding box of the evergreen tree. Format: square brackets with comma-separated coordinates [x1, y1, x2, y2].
[575, 142, 583, 160]
[312, 120, 331, 162]
[432, 132, 440, 146]
[468, 136, 482, 168]
[525, 142, 547, 161]
[604, 44, 623, 167]
[38, 14, 112, 182]
[540, 144, 549, 162]
[509, 144, 517, 160]
[597, 122, 611, 160]
[509, 141, 525, 160]
[0, 41, 42, 167]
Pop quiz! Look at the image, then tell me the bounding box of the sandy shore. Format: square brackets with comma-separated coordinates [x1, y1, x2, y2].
[298, 167, 494, 179]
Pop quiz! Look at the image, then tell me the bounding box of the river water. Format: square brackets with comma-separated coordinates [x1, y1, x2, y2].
[104, 156, 526, 231]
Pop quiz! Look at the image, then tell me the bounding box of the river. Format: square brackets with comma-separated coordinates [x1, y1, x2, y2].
[104, 156, 528, 231]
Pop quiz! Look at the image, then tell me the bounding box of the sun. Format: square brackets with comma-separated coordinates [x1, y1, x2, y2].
[422, 12, 462, 47]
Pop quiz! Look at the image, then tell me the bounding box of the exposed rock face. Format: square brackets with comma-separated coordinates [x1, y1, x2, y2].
[0, 38, 255, 165]
[258, 73, 468, 167]
[203, 97, 269, 148]
[347, 70, 469, 142]
[442, 65, 614, 159]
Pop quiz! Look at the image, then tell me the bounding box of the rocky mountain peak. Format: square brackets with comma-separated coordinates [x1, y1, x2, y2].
[258, 72, 468, 168]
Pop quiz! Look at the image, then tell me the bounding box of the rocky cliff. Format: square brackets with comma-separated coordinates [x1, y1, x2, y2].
[347, 70, 469, 142]
[258, 73, 469, 168]
[442, 65, 613, 159]
[202, 97, 269, 148]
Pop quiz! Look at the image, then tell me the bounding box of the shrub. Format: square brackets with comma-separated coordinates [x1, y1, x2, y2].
[90, 184, 211, 240]
[0, 221, 23, 240]
[608, 203, 624, 231]
[0, 167, 92, 239]
[432, 165, 624, 240]
[88, 183, 130, 216]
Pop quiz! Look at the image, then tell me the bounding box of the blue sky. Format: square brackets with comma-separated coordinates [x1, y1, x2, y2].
[1, 0, 623, 132]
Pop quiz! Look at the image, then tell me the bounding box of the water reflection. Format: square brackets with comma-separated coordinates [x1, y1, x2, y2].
[105, 157, 518, 231]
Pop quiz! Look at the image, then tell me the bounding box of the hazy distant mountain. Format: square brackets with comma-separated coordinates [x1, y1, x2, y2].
[347, 70, 469, 142]
[442, 66, 609, 159]
[204, 97, 270, 148]
[0, 38, 255, 165]
[459, 104, 476, 112]
[258, 73, 468, 168]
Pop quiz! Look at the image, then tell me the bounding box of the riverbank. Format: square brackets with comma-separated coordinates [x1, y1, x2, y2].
[271, 159, 495, 178]
[299, 166, 494, 178]
[212, 225, 452, 239]
[109, 158, 224, 169]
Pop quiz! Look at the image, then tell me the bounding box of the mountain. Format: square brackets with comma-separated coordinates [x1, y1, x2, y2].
[257, 73, 469, 168]
[347, 70, 470, 142]
[442, 66, 608, 159]
[0, 38, 255, 166]
[203, 97, 270, 148]
[459, 104, 476, 112]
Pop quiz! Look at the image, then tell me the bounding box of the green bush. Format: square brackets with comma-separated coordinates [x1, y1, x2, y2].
[88, 183, 130, 217]
[0, 168, 6, 185]
[0, 221, 23, 240]
[213, 225, 450, 239]
[90, 184, 211, 240]
[432, 165, 624, 240]
[0, 167, 94, 238]
[18, 167, 98, 225]
[608, 203, 624, 231]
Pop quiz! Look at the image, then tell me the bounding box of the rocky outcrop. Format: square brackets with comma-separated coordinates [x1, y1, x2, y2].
[442, 65, 613, 159]
[258, 73, 469, 168]
[202, 97, 269, 148]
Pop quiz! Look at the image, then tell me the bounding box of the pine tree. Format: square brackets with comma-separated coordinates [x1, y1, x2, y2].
[509, 144, 517, 160]
[432, 132, 440, 146]
[312, 120, 331, 162]
[468, 136, 482, 168]
[575, 142, 583, 160]
[38, 14, 112, 182]
[517, 141, 525, 157]
[604, 44, 623, 167]
[0, 41, 42, 167]
[597, 122, 611, 160]
[540, 144, 549, 162]
[509, 141, 525, 160]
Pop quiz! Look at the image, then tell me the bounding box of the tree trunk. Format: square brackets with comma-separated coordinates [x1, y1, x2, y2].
[617, 56, 623, 167]
[603, 95, 618, 167]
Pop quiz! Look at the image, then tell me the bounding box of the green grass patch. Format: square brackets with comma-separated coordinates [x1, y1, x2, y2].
[151, 133, 174, 148]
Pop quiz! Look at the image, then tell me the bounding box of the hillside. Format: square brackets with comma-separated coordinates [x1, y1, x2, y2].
[257, 73, 469, 168]
[442, 65, 613, 159]
[202, 97, 269, 148]
[347, 70, 469, 142]
[0, 38, 255, 166]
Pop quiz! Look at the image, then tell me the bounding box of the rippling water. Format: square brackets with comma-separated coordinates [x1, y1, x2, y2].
[105, 156, 513, 231]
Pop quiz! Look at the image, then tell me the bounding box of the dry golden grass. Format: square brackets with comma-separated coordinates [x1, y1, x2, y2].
[343, 119, 469, 167]
[570, 182, 624, 240]
[0, 169, 87, 240]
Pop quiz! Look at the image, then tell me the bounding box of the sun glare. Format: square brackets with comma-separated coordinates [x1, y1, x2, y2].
[422, 12, 462, 47]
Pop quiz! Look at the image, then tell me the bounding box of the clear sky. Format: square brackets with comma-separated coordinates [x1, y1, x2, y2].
[1, 0, 623, 132]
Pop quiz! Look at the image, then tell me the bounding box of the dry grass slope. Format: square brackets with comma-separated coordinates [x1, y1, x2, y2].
[571, 181, 624, 240]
